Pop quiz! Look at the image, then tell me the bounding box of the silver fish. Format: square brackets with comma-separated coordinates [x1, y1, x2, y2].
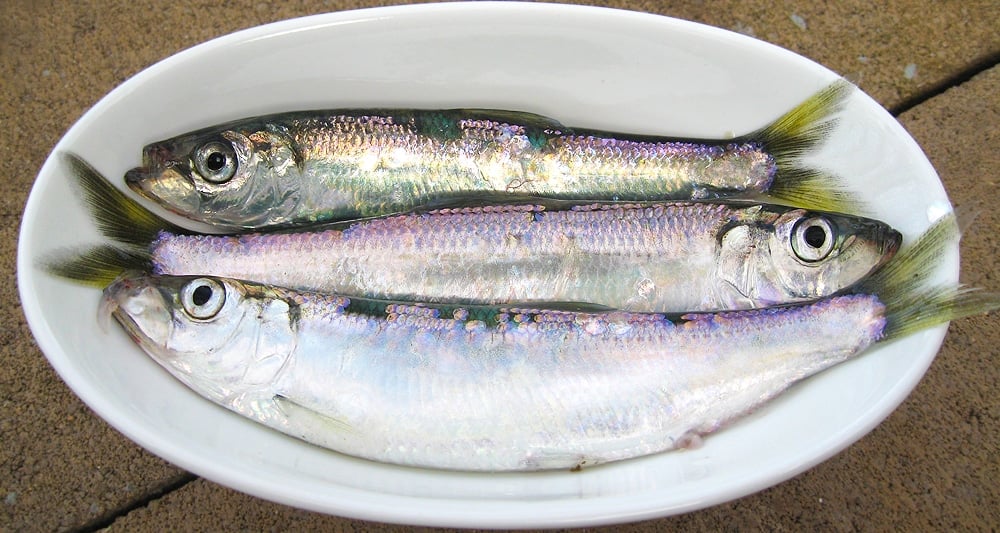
[52, 154, 900, 313]
[123, 82, 855, 231]
[100, 214, 998, 471]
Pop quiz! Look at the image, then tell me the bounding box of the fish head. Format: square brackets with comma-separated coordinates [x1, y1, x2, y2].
[101, 274, 296, 402]
[125, 123, 303, 231]
[719, 208, 901, 306]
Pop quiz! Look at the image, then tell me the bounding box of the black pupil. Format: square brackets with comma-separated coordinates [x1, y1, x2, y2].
[206, 151, 227, 172]
[192, 284, 213, 306]
[804, 225, 827, 248]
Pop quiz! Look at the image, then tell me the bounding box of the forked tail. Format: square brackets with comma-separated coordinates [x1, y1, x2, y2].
[41, 153, 180, 287]
[752, 80, 859, 214]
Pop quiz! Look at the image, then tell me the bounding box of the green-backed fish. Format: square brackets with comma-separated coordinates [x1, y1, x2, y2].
[99, 213, 998, 471]
[124, 81, 856, 231]
[51, 154, 899, 313]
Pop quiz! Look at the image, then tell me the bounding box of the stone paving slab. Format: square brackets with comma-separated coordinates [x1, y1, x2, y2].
[2, 1, 997, 530]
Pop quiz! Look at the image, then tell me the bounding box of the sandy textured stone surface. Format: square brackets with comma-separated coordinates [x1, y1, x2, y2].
[2, 1, 997, 531]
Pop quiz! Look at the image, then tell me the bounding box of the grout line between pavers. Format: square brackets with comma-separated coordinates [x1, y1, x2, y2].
[66, 472, 199, 533]
[889, 50, 1000, 117]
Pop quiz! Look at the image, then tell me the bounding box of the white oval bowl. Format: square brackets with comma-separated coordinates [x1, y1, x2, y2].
[17, 2, 955, 528]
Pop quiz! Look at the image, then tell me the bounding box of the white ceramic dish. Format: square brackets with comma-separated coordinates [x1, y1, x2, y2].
[18, 2, 955, 528]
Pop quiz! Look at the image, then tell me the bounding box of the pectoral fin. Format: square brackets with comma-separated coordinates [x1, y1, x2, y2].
[273, 394, 354, 436]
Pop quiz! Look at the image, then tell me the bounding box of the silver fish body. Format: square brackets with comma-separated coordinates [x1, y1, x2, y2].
[103, 274, 887, 471]
[148, 202, 899, 313]
[124, 82, 854, 231]
[97, 211, 1000, 471]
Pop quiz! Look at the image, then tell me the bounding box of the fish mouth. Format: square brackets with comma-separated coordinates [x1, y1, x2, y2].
[125, 165, 202, 216]
[874, 226, 903, 267]
[840, 215, 902, 269]
[101, 275, 174, 353]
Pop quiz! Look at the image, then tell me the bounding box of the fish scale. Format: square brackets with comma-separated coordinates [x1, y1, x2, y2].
[301, 119, 767, 196]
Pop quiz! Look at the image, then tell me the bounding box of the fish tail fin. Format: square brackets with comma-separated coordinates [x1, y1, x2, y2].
[853, 212, 1000, 340]
[752, 80, 860, 213]
[881, 286, 1000, 340]
[62, 152, 186, 249]
[41, 244, 153, 288]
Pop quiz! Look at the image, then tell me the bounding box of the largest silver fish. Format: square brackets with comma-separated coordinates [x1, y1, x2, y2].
[51, 154, 899, 313]
[101, 214, 998, 471]
[124, 81, 854, 231]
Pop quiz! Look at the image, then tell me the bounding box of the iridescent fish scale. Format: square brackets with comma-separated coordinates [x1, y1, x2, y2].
[542, 136, 774, 196]
[287, 114, 779, 211]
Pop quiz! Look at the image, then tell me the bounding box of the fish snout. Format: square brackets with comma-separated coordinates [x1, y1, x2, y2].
[871, 224, 902, 263]
[123, 166, 151, 190]
[100, 276, 173, 349]
[125, 165, 202, 215]
[125, 142, 179, 186]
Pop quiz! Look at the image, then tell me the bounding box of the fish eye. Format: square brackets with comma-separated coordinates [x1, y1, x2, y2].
[791, 216, 836, 262]
[193, 141, 237, 184]
[181, 278, 226, 319]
